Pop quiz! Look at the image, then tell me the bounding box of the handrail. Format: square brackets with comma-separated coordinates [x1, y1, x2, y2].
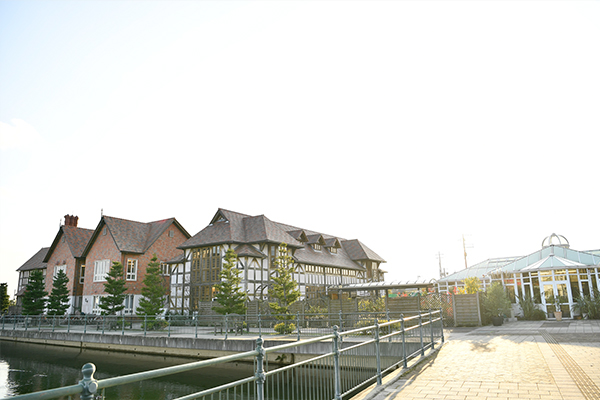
[5, 309, 445, 400]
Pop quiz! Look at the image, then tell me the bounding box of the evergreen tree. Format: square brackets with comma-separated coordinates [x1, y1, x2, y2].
[22, 269, 47, 315]
[0, 283, 10, 314]
[137, 254, 168, 316]
[99, 261, 127, 315]
[213, 249, 247, 315]
[47, 270, 70, 316]
[269, 243, 301, 318]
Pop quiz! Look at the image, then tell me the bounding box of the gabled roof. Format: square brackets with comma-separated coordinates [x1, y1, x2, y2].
[44, 225, 94, 262]
[341, 239, 386, 262]
[17, 247, 49, 272]
[234, 244, 267, 258]
[179, 209, 386, 271]
[498, 245, 600, 274]
[180, 209, 303, 249]
[83, 216, 190, 256]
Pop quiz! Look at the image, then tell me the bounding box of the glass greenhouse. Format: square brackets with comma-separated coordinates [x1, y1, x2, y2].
[437, 234, 600, 319]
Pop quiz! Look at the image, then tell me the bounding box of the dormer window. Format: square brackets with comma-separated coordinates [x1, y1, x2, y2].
[329, 247, 337, 254]
[313, 244, 322, 251]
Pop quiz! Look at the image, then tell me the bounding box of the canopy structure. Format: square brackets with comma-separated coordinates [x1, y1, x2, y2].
[438, 256, 519, 284]
[329, 280, 434, 292]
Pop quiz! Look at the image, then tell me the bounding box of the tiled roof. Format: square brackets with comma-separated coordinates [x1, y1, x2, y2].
[84, 216, 190, 256]
[180, 209, 386, 271]
[180, 209, 303, 249]
[341, 239, 386, 262]
[17, 247, 49, 271]
[234, 244, 267, 258]
[44, 225, 95, 263]
[63, 226, 94, 257]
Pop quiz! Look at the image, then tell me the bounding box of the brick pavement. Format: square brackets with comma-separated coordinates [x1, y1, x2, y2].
[356, 320, 600, 400]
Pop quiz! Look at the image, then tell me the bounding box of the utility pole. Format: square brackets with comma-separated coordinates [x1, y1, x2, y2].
[436, 252, 445, 278]
[462, 234, 473, 269]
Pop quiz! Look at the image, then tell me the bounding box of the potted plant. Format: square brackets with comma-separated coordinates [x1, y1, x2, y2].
[549, 295, 566, 321]
[482, 282, 511, 326]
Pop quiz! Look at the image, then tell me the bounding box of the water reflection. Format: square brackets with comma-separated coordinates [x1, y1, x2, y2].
[0, 341, 255, 399]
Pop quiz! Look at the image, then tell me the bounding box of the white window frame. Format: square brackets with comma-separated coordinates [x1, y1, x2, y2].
[92, 295, 103, 314]
[80, 265, 85, 284]
[93, 260, 111, 282]
[126, 259, 138, 281]
[54, 265, 66, 278]
[123, 294, 135, 314]
[161, 262, 170, 276]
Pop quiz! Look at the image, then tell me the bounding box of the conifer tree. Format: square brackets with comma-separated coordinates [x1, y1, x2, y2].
[137, 254, 168, 316]
[213, 248, 247, 315]
[269, 243, 300, 319]
[99, 261, 127, 315]
[47, 270, 70, 315]
[0, 283, 9, 314]
[22, 269, 47, 315]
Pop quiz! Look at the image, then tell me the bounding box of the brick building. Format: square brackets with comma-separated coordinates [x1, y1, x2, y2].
[80, 215, 190, 315]
[42, 215, 94, 313]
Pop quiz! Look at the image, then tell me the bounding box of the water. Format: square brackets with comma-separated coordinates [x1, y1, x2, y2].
[0, 340, 255, 399]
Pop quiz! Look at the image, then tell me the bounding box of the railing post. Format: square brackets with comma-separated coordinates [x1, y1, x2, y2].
[121, 315, 125, 335]
[52, 314, 56, 332]
[333, 326, 342, 400]
[79, 363, 99, 400]
[83, 314, 87, 334]
[400, 314, 407, 368]
[144, 315, 147, 337]
[258, 313, 262, 338]
[1, 315, 4, 330]
[101, 315, 105, 335]
[419, 312, 424, 357]
[440, 307, 445, 343]
[25, 315, 28, 331]
[428, 309, 434, 350]
[168, 315, 172, 338]
[225, 314, 229, 340]
[255, 338, 266, 400]
[195, 314, 198, 339]
[296, 312, 300, 341]
[67, 314, 71, 333]
[375, 321, 382, 385]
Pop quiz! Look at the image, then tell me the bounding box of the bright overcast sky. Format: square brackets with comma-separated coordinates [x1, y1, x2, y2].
[1, 1, 599, 296]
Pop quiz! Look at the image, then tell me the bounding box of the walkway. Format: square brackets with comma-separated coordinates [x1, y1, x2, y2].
[357, 320, 600, 400]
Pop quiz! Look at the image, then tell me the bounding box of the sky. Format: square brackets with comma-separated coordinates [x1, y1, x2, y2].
[1, 1, 599, 297]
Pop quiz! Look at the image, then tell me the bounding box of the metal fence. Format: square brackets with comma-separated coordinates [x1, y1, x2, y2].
[5, 310, 444, 400]
[1, 310, 427, 340]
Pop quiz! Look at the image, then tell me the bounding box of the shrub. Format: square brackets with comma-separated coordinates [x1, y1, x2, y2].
[274, 322, 296, 334]
[481, 282, 511, 325]
[571, 289, 600, 319]
[517, 295, 545, 320]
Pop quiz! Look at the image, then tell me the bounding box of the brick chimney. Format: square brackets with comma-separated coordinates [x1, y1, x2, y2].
[64, 215, 79, 227]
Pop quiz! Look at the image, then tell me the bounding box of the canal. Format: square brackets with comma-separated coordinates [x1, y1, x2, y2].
[0, 340, 255, 399]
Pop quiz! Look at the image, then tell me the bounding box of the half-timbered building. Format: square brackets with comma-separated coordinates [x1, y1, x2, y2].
[169, 209, 386, 314]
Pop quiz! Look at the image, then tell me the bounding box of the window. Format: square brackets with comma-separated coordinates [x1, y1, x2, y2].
[168, 230, 174, 238]
[94, 260, 111, 282]
[313, 244, 322, 251]
[329, 247, 337, 254]
[80, 265, 85, 284]
[161, 263, 170, 276]
[123, 295, 135, 314]
[54, 265, 66, 278]
[92, 295, 103, 314]
[126, 259, 138, 281]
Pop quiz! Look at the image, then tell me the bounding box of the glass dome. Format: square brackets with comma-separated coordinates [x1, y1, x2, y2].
[541, 233, 570, 248]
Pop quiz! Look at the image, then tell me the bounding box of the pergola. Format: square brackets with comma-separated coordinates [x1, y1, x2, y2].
[328, 280, 436, 310]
